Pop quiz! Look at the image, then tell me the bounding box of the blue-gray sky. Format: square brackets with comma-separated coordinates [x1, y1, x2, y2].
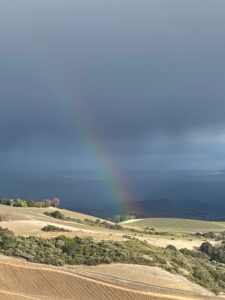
[1, 0, 225, 175]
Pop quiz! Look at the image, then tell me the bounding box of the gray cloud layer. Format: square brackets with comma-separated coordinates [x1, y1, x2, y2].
[1, 0, 225, 172]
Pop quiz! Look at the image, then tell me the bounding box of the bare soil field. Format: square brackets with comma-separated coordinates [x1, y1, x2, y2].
[72, 264, 213, 296]
[0, 255, 221, 300]
[0, 290, 39, 300]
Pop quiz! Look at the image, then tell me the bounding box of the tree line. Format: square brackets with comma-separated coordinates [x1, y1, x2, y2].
[0, 197, 60, 208]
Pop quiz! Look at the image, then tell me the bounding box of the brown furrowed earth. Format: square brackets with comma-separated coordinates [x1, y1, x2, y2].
[0, 255, 220, 300]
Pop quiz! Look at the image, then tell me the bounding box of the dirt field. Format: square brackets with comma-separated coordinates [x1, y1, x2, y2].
[72, 264, 213, 296]
[0, 255, 220, 300]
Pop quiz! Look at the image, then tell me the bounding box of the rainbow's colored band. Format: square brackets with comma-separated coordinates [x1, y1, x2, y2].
[31, 51, 137, 214]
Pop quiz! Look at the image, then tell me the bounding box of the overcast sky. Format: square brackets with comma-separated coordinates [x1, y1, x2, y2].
[1, 0, 225, 175]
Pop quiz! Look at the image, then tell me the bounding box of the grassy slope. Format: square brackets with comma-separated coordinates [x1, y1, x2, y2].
[2, 204, 225, 233]
[126, 218, 225, 232]
[0, 205, 221, 249]
[0, 204, 98, 221]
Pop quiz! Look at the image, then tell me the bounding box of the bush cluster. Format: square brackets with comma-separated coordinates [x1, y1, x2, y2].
[45, 211, 123, 230]
[42, 225, 71, 232]
[200, 241, 225, 263]
[195, 231, 225, 241]
[109, 214, 136, 223]
[0, 197, 60, 208]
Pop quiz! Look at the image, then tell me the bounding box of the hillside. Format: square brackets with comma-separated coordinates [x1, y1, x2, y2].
[124, 218, 225, 232]
[1, 204, 225, 299]
[0, 205, 209, 249]
[0, 255, 217, 300]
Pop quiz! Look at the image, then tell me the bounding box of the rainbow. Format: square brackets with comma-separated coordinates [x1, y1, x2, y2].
[59, 98, 137, 215]
[32, 52, 137, 215]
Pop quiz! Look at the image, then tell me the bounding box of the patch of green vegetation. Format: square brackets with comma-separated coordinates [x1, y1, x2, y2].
[108, 214, 136, 223]
[45, 211, 123, 230]
[42, 225, 71, 232]
[195, 231, 225, 241]
[199, 241, 225, 264]
[0, 226, 225, 294]
[127, 218, 225, 232]
[44, 211, 65, 220]
[0, 197, 60, 208]
[125, 225, 193, 239]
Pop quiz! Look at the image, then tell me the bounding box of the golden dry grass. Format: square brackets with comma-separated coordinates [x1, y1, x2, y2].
[0, 205, 98, 221]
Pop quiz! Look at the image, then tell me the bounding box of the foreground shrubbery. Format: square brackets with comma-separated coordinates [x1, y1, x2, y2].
[0, 226, 225, 294]
[0, 227, 149, 266]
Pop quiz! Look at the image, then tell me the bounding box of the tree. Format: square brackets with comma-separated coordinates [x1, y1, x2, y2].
[51, 197, 60, 207]
[9, 199, 14, 207]
[44, 199, 51, 207]
[200, 242, 213, 256]
[48, 210, 65, 220]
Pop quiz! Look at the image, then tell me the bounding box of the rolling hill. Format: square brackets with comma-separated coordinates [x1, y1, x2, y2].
[123, 218, 225, 232]
[0, 204, 225, 299]
[0, 255, 217, 300]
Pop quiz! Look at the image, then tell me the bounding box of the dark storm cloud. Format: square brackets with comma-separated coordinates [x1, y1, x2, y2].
[0, 0, 225, 170]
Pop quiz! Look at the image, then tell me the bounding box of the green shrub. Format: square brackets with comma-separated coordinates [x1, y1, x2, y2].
[166, 244, 177, 251]
[44, 211, 65, 220]
[42, 225, 71, 232]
